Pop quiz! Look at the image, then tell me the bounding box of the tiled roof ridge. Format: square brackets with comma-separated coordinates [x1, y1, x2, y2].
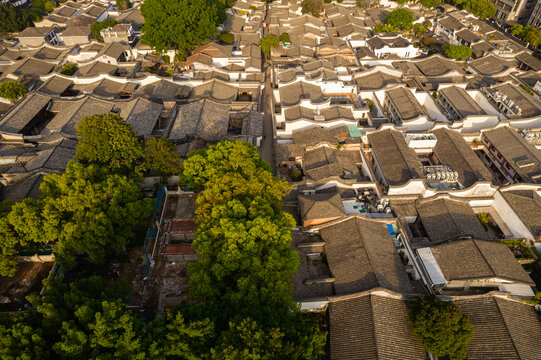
[354, 217, 379, 287]
[493, 297, 521, 358]
[390, 129, 419, 180]
[442, 198, 463, 237]
[368, 293, 380, 360]
[471, 239, 497, 278]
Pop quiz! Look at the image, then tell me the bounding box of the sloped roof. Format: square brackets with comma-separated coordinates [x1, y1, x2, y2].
[484, 127, 541, 182]
[329, 290, 426, 360]
[168, 99, 229, 141]
[0, 93, 52, 134]
[430, 239, 533, 284]
[303, 146, 360, 181]
[298, 187, 345, 221]
[120, 98, 163, 137]
[454, 295, 541, 360]
[416, 197, 492, 243]
[501, 189, 541, 237]
[385, 87, 425, 121]
[367, 129, 423, 186]
[319, 216, 415, 295]
[432, 128, 492, 187]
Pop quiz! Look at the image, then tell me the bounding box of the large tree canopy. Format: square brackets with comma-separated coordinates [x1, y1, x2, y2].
[385, 8, 414, 30]
[0, 3, 34, 33]
[75, 113, 143, 174]
[3, 162, 154, 268]
[181, 141, 326, 358]
[140, 0, 225, 56]
[409, 296, 474, 360]
[454, 0, 496, 20]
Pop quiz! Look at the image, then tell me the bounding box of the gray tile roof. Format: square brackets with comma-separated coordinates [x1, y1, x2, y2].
[169, 99, 229, 141]
[329, 291, 426, 360]
[516, 52, 541, 72]
[0, 174, 43, 202]
[501, 189, 541, 238]
[487, 83, 541, 118]
[320, 216, 415, 295]
[190, 79, 240, 103]
[120, 98, 163, 137]
[439, 86, 485, 118]
[22, 144, 75, 172]
[298, 187, 345, 221]
[432, 128, 492, 187]
[367, 129, 423, 186]
[354, 71, 401, 90]
[303, 146, 361, 181]
[385, 87, 425, 121]
[10, 58, 56, 77]
[430, 239, 534, 284]
[279, 81, 324, 106]
[454, 295, 541, 360]
[484, 127, 541, 182]
[437, 16, 464, 31]
[468, 55, 514, 75]
[416, 197, 492, 243]
[45, 96, 115, 136]
[0, 93, 52, 134]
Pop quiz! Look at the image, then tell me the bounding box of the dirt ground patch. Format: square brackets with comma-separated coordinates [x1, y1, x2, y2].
[0, 261, 54, 311]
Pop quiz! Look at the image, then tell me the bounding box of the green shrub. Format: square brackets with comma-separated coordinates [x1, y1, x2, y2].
[116, 0, 131, 10]
[289, 168, 303, 181]
[44, 1, 55, 12]
[60, 63, 77, 76]
[162, 54, 170, 64]
[0, 81, 27, 102]
[218, 31, 234, 44]
[444, 45, 472, 59]
[279, 32, 290, 42]
[522, 85, 534, 96]
[90, 19, 117, 42]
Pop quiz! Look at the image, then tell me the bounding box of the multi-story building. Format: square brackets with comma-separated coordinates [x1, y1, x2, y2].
[491, 0, 537, 26]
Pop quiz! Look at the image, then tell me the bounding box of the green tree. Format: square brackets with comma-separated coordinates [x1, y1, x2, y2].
[259, 34, 280, 59]
[141, 0, 224, 56]
[385, 8, 414, 30]
[211, 315, 326, 360]
[0, 201, 19, 277]
[38, 161, 153, 267]
[373, 23, 396, 33]
[218, 31, 234, 44]
[143, 137, 182, 176]
[60, 63, 77, 76]
[90, 19, 118, 42]
[413, 23, 429, 37]
[181, 140, 272, 189]
[409, 296, 474, 360]
[419, 0, 440, 7]
[444, 44, 472, 59]
[147, 308, 215, 359]
[116, 0, 131, 10]
[0, 81, 27, 102]
[44, 1, 55, 12]
[75, 113, 143, 174]
[301, 0, 321, 17]
[0, 3, 34, 33]
[511, 24, 525, 37]
[454, 0, 496, 20]
[522, 26, 541, 48]
[279, 32, 290, 42]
